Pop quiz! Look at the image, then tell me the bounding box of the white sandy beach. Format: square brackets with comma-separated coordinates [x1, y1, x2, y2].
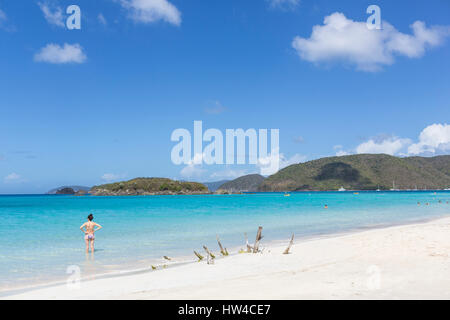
[5, 216, 450, 300]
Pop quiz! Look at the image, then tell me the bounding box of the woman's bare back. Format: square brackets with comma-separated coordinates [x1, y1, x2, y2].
[84, 221, 96, 234]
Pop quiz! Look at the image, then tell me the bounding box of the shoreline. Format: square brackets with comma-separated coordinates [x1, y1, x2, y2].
[1, 189, 449, 196]
[1, 213, 446, 296]
[4, 214, 450, 300]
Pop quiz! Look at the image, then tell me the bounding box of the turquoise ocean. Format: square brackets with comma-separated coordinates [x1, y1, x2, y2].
[1, 191, 449, 293]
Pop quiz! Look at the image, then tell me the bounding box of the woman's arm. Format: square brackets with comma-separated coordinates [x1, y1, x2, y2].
[80, 223, 86, 233]
[95, 223, 103, 232]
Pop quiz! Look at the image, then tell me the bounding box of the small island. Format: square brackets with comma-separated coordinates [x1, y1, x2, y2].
[90, 177, 209, 196]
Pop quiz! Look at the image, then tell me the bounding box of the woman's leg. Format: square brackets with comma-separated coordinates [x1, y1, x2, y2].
[85, 238, 89, 253]
[90, 239, 95, 253]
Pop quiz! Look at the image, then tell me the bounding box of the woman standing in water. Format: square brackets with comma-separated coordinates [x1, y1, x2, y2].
[80, 214, 102, 253]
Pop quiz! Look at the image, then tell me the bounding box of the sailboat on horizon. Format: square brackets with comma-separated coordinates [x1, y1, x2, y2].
[390, 180, 400, 191]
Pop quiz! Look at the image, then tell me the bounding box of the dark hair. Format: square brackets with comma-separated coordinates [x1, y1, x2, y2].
[88, 214, 94, 221]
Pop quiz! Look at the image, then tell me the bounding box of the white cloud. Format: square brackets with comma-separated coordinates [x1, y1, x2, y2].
[336, 150, 350, 156]
[4, 173, 21, 183]
[258, 153, 279, 176]
[180, 153, 206, 178]
[119, 0, 181, 26]
[280, 153, 306, 169]
[269, 0, 300, 10]
[101, 173, 127, 182]
[257, 152, 305, 176]
[408, 124, 450, 155]
[356, 136, 411, 155]
[180, 165, 205, 179]
[38, 2, 65, 27]
[338, 124, 450, 157]
[0, 9, 15, 32]
[204, 100, 227, 115]
[0, 7, 12, 31]
[292, 12, 450, 71]
[98, 13, 107, 26]
[0, 8, 6, 23]
[334, 144, 351, 156]
[179, 151, 306, 179]
[34, 43, 87, 64]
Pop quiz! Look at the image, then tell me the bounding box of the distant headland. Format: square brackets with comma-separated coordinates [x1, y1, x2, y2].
[259, 154, 450, 192]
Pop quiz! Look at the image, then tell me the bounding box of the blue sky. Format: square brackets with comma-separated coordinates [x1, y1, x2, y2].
[0, 0, 449, 193]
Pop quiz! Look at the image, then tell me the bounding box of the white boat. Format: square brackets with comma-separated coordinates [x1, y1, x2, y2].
[338, 186, 346, 192]
[390, 180, 399, 191]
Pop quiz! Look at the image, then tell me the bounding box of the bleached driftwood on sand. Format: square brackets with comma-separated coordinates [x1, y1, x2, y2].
[244, 232, 253, 252]
[216, 235, 229, 256]
[194, 250, 204, 262]
[203, 245, 215, 264]
[253, 226, 263, 253]
[283, 234, 295, 254]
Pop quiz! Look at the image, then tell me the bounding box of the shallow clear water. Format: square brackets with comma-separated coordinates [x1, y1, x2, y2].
[1, 191, 449, 291]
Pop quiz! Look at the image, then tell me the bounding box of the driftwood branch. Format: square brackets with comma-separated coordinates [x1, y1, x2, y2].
[245, 232, 253, 252]
[203, 245, 215, 264]
[283, 234, 295, 254]
[163, 256, 172, 261]
[253, 226, 263, 253]
[194, 250, 204, 262]
[216, 235, 229, 256]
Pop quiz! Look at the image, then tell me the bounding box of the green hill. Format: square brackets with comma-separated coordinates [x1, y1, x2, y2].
[90, 178, 209, 196]
[258, 154, 450, 191]
[217, 174, 265, 193]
